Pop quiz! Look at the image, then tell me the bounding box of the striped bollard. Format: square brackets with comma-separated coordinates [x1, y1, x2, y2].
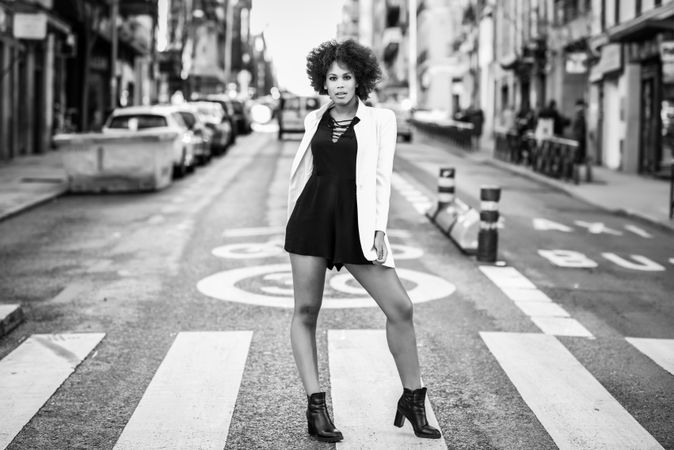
[437, 167, 455, 207]
[426, 167, 455, 223]
[477, 186, 501, 262]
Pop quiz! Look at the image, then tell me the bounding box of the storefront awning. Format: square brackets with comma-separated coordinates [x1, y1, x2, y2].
[608, 3, 674, 42]
[609, 18, 674, 42]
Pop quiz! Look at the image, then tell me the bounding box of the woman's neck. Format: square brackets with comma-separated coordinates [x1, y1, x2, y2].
[331, 98, 358, 119]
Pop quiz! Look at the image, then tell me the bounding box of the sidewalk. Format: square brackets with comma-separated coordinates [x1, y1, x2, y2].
[414, 126, 674, 232]
[0, 151, 68, 222]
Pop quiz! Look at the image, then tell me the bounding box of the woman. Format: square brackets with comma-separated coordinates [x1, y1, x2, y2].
[284, 39, 441, 443]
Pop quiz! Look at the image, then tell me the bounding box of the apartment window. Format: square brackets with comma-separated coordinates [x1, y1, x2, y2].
[600, 0, 606, 29]
[636, 0, 641, 15]
[654, 0, 661, 5]
[615, 0, 620, 24]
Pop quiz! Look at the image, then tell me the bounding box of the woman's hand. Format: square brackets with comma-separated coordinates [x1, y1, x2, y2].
[373, 230, 387, 264]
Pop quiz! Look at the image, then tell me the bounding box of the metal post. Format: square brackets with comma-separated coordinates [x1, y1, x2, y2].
[670, 163, 673, 220]
[477, 186, 501, 263]
[110, 0, 118, 109]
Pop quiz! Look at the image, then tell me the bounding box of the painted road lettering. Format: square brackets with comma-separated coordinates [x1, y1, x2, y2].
[539, 249, 671, 271]
[533, 218, 655, 238]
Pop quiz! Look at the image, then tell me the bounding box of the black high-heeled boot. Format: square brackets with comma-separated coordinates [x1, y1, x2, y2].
[306, 392, 343, 443]
[393, 387, 442, 439]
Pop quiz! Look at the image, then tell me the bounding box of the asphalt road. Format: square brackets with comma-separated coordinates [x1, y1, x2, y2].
[0, 128, 672, 450]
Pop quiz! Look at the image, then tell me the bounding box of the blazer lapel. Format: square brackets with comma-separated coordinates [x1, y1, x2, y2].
[353, 98, 373, 184]
[289, 101, 333, 178]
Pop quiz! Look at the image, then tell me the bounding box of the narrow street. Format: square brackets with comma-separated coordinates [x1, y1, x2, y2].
[1, 130, 672, 449]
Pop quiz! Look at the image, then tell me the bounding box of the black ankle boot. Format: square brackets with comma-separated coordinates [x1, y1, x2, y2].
[306, 392, 343, 443]
[394, 387, 442, 439]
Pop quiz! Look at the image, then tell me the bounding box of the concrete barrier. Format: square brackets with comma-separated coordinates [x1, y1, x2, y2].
[53, 130, 179, 193]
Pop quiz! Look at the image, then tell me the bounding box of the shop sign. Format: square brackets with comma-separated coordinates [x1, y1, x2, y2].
[566, 52, 588, 74]
[13, 13, 47, 40]
[589, 43, 622, 82]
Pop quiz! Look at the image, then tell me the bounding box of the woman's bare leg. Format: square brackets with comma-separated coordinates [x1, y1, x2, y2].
[345, 264, 422, 390]
[289, 253, 328, 395]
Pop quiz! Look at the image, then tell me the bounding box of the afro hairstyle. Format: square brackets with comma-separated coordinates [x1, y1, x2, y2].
[306, 39, 382, 101]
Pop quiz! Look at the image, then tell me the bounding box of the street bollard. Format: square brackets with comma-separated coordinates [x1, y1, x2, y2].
[477, 186, 501, 262]
[437, 167, 455, 206]
[426, 167, 455, 223]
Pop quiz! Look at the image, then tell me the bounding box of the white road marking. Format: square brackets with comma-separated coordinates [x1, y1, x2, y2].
[513, 302, 569, 318]
[391, 172, 434, 217]
[197, 264, 456, 309]
[626, 338, 674, 376]
[601, 253, 665, 271]
[479, 266, 593, 338]
[529, 317, 594, 338]
[624, 225, 652, 238]
[0, 333, 105, 448]
[114, 331, 252, 450]
[574, 220, 622, 235]
[532, 218, 573, 232]
[499, 287, 554, 303]
[221, 227, 411, 239]
[479, 266, 537, 289]
[329, 330, 445, 449]
[481, 332, 663, 450]
[538, 249, 599, 268]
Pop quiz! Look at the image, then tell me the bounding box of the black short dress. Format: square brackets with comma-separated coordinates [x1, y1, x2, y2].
[284, 110, 372, 271]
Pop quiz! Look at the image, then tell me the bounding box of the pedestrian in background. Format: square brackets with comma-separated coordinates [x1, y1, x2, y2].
[572, 99, 587, 163]
[284, 39, 441, 443]
[538, 100, 569, 136]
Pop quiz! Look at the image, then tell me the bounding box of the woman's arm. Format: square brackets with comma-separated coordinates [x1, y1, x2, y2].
[374, 109, 397, 233]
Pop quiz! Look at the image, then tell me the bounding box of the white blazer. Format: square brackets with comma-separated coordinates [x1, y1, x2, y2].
[287, 98, 397, 268]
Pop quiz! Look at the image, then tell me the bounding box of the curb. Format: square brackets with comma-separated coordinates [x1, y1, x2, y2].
[480, 156, 674, 233]
[0, 304, 25, 338]
[0, 185, 68, 223]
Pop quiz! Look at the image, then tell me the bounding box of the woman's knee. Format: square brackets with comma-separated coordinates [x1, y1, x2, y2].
[294, 303, 321, 325]
[388, 297, 414, 323]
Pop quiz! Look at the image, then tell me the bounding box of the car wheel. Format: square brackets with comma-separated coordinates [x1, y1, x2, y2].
[174, 149, 187, 178]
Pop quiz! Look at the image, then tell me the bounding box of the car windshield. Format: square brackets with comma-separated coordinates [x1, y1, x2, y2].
[177, 111, 197, 129]
[107, 114, 167, 130]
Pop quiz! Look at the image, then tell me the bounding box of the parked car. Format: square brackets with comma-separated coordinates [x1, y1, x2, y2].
[205, 95, 253, 135]
[189, 101, 233, 155]
[103, 105, 196, 178]
[197, 96, 238, 144]
[171, 104, 213, 165]
[372, 99, 413, 143]
[277, 95, 321, 140]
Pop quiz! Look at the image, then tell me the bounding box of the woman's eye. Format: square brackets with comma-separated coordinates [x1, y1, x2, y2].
[344, 75, 352, 80]
[328, 77, 337, 81]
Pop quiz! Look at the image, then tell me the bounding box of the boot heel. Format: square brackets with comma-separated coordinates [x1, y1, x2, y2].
[307, 422, 316, 436]
[393, 409, 405, 427]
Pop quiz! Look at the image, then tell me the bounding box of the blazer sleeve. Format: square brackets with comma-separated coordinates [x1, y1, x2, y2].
[374, 108, 397, 232]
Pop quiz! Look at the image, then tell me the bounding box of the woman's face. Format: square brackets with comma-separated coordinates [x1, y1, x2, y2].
[325, 61, 357, 107]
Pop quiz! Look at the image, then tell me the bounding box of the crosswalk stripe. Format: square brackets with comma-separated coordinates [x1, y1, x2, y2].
[481, 332, 663, 450]
[479, 266, 593, 338]
[626, 338, 674, 376]
[328, 329, 445, 449]
[0, 333, 105, 449]
[113, 331, 252, 450]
